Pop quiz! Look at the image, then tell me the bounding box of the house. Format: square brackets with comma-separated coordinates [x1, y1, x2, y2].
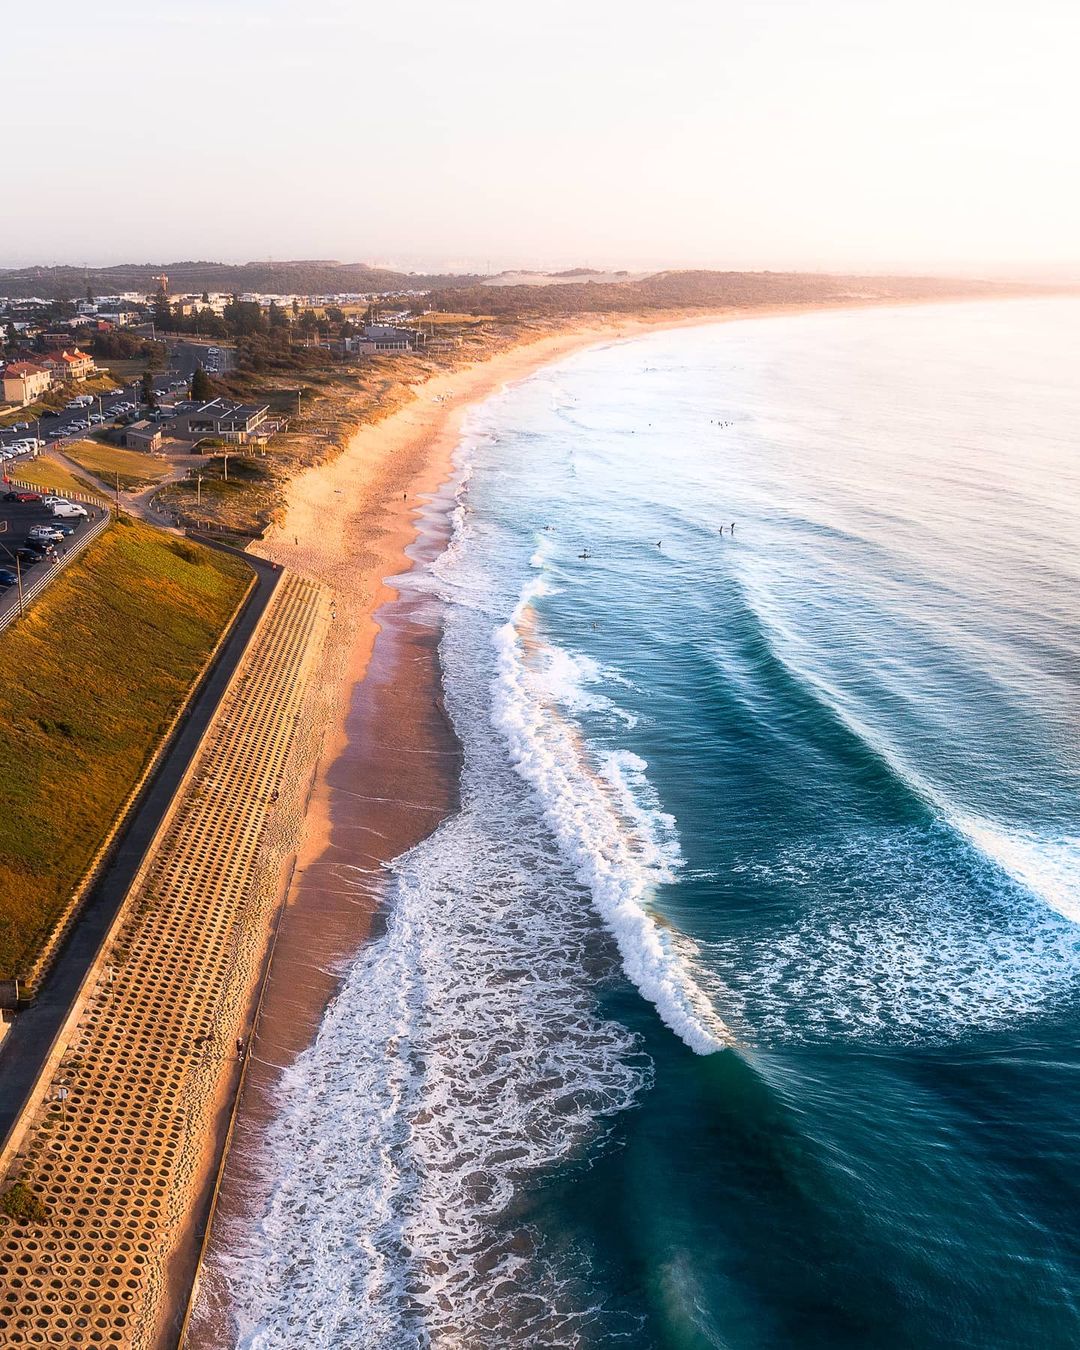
[164, 398, 270, 445]
[57, 349, 95, 381]
[96, 308, 140, 327]
[36, 349, 94, 383]
[2, 361, 51, 406]
[124, 420, 163, 452]
[360, 323, 415, 352]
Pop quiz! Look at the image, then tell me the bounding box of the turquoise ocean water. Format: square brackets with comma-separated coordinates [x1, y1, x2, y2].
[221, 299, 1080, 1348]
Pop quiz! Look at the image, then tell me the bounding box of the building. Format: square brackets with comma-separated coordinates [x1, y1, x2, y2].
[343, 335, 379, 356]
[36, 349, 95, 383]
[2, 361, 51, 406]
[164, 398, 270, 445]
[96, 308, 140, 327]
[57, 349, 95, 381]
[123, 421, 163, 452]
[360, 323, 415, 351]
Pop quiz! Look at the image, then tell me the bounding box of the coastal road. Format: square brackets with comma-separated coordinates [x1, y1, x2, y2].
[0, 547, 283, 1152]
[169, 338, 235, 377]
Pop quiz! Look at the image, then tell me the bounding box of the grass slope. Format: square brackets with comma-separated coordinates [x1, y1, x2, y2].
[64, 441, 170, 491]
[5, 456, 98, 498]
[0, 517, 252, 977]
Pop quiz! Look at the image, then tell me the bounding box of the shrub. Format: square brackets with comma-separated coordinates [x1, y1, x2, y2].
[1, 1182, 48, 1225]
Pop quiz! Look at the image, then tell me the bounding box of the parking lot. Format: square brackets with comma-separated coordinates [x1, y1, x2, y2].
[0, 493, 107, 627]
[0, 369, 195, 464]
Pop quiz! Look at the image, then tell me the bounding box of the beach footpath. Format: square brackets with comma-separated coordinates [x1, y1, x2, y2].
[0, 571, 330, 1350]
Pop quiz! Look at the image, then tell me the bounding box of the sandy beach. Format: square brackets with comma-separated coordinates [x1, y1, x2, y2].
[183, 301, 880, 1343]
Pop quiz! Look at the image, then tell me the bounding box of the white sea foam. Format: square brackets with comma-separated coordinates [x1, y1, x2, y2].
[702, 827, 1080, 1044]
[223, 794, 649, 1347]
[490, 578, 729, 1057]
[216, 463, 656, 1346]
[739, 570, 1080, 933]
[957, 818, 1080, 926]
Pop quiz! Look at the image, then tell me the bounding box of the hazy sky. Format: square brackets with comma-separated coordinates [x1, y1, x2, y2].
[4, 0, 1078, 275]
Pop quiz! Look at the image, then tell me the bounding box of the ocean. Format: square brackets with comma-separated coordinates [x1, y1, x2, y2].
[221, 299, 1080, 1348]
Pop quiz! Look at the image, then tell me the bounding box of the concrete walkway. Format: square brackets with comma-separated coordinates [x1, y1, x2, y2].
[0, 551, 280, 1150]
[0, 570, 326, 1350]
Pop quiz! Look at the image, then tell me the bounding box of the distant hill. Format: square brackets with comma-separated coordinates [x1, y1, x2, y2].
[430, 269, 1071, 316]
[0, 260, 483, 300]
[3, 260, 1069, 310]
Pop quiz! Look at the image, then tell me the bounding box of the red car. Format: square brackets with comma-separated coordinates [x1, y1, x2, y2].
[3, 491, 42, 503]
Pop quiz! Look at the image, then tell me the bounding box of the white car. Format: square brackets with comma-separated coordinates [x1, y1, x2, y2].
[29, 525, 65, 542]
[41, 495, 68, 507]
[52, 502, 88, 520]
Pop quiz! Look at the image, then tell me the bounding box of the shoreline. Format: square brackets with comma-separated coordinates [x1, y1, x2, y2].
[183, 296, 953, 1342]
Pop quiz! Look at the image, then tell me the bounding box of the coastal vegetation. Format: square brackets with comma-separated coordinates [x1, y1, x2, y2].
[63, 441, 170, 491]
[6, 454, 98, 496]
[0, 517, 251, 978]
[0, 1181, 47, 1225]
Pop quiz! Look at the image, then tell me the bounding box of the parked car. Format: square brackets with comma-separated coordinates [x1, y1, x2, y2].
[4, 491, 42, 503]
[14, 546, 44, 565]
[0, 568, 17, 588]
[52, 522, 77, 536]
[52, 502, 88, 519]
[28, 525, 65, 543]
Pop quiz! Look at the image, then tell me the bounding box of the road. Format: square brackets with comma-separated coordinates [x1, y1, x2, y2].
[168, 338, 235, 377]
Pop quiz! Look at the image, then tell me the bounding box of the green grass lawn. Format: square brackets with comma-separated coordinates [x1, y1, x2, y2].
[0, 517, 252, 978]
[64, 440, 170, 491]
[5, 455, 100, 498]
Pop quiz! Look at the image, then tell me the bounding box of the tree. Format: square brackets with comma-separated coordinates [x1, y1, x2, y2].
[152, 290, 171, 333]
[140, 369, 157, 409]
[201, 291, 210, 304]
[85, 283, 94, 304]
[190, 365, 213, 400]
